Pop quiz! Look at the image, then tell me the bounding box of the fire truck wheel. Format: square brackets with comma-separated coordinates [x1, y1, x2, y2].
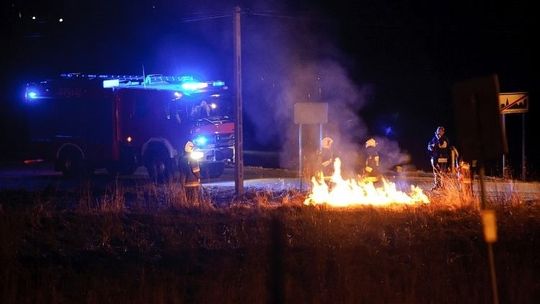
[144, 148, 174, 184]
[58, 150, 86, 178]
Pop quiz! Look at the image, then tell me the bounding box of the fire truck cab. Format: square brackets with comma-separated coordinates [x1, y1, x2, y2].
[23, 73, 234, 181]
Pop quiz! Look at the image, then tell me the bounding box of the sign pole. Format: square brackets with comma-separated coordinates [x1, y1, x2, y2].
[299, 124, 303, 190]
[522, 113, 526, 180]
[294, 102, 329, 192]
[453, 75, 505, 304]
[499, 92, 529, 180]
[501, 113, 506, 178]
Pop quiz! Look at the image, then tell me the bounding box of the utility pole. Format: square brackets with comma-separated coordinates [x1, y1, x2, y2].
[234, 6, 244, 195]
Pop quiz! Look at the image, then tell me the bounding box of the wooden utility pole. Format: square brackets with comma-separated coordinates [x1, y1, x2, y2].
[234, 6, 244, 195]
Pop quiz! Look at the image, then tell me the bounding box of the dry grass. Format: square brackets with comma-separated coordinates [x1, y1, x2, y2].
[429, 172, 535, 210]
[0, 179, 539, 304]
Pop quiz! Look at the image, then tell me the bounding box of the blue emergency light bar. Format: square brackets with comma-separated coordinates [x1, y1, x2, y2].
[181, 82, 208, 91]
[101, 74, 227, 94]
[103, 79, 119, 88]
[44, 72, 226, 95]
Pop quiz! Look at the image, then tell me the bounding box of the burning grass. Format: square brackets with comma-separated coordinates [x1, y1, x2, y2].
[0, 180, 539, 303]
[304, 158, 430, 207]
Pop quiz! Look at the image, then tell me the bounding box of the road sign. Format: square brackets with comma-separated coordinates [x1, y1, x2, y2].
[499, 92, 528, 114]
[453, 74, 507, 161]
[294, 102, 328, 124]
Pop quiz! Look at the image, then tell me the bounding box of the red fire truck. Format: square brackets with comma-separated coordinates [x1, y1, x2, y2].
[23, 73, 234, 181]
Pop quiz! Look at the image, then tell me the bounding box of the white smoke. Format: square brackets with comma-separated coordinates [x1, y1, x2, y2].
[240, 5, 411, 173]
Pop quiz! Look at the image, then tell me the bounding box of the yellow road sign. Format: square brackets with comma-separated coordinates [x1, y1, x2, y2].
[499, 92, 528, 114]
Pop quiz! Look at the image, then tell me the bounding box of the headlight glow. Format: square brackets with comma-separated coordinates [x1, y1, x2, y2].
[190, 151, 204, 160]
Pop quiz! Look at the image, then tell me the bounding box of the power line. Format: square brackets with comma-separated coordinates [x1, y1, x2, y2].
[179, 13, 232, 23]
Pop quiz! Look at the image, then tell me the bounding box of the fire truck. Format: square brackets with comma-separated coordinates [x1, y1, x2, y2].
[23, 73, 235, 181]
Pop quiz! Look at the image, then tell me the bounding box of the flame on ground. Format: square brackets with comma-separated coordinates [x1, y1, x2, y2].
[304, 158, 429, 207]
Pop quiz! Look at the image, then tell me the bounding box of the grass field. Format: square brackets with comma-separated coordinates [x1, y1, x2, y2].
[1, 181, 539, 303]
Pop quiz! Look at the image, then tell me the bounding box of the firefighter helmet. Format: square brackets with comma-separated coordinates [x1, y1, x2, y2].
[184, 141, 195, 153]
[365, 138, 377, 148]
[321, 137, 333, 149]
[435, 126, 445, 137]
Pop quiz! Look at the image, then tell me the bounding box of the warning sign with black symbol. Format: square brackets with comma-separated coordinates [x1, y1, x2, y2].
[499, 92, 528, 114]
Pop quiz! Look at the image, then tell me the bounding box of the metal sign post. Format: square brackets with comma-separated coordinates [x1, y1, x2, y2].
[294, 102, 328, 191]
[453, 74, 507, 304]
[499, 92, 528, 180]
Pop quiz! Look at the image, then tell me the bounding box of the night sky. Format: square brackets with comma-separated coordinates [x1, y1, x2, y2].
[2, 0, 538, 177]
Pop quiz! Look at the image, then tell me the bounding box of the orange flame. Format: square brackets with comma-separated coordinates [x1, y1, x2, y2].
[304, 158, 429, 207]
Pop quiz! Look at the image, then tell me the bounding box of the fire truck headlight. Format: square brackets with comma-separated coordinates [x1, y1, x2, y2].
[126, 136, 133, 143]
[190, 151, 204, 160]
[194, 135, 208, 146]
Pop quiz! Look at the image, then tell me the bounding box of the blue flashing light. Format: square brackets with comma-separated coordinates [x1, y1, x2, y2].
[27, 91, 38, 99]
[181, 82, 208, 91]
[180, 75, 194, 82]
[103, 79, 119, 88]
[384, 126, 393, 136]
[194, 135, 208, 146]
[24, 86, 41, 102]
[212, 81, 225, 87]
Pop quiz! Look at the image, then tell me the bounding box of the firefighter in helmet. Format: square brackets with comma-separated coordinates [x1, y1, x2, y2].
[427, 126, 450, 190]
[363, 137, 381, 183]
[318, 136, 335, 181]
[457, 160, 473, 197]
[180, 141, 202, 200]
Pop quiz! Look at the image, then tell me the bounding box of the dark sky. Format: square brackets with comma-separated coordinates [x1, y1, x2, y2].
[1, 0, 538, 177]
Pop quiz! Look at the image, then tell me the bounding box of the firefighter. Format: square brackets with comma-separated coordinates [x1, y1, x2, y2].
[180, 141, 202, 201]
[457, 160, 473, 197]
[191, 100, 211, 119]
[318, 136, 335, 181]
[427, 126, 450, 190]
[363, 137, 381, 183]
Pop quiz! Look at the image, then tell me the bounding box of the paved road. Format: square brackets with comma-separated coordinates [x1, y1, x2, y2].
[1, 161, 539, 201]
[0, 161, 297, 191]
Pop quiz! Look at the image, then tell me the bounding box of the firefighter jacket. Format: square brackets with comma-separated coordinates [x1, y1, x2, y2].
[180, 153, 201, 188]
[427, 134, 450, 165]
[318, 147, 334, 178]
[364, 145, 381, 177]
[457, 161, 473, 195]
